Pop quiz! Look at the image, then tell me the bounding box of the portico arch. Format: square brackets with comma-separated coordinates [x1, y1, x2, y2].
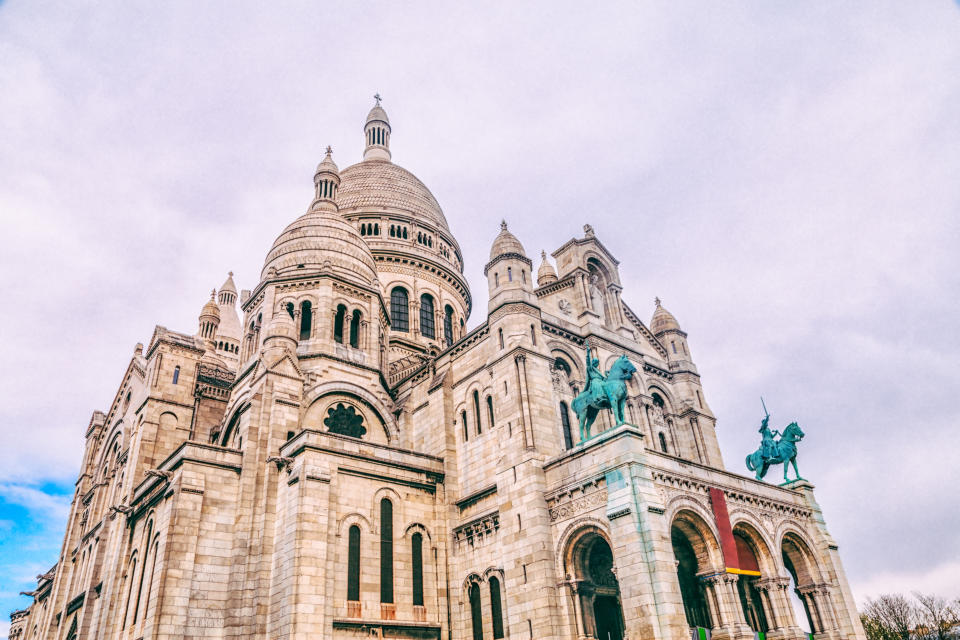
[562, 525, 625, 640]
[670, 509, 722, 630]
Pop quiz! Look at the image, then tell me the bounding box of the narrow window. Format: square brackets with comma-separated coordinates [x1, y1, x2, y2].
[682, 342, 688, 355]
[498, 328, 504, 349]
[486, 396, 495, 428]
[380, 499, 394, 603]
[420, 294, 435, 339]
[462, 410, 469, 441]
[560, 401, 573, 449]
[375, 223, 380, 235]
[521, 269, 526, 283]
[391, 288, 409, 332]
[530, 324, 536, 346]
[122, 554, 138, 629]
[403, 227, 408, 239]
[671, 341, 677, 354]
[286, 302, 295, 319]
[473, 390, 482, 435]
[495, 272, 499, 287]
[659, 432, 668, 453]
[300, 301, 312, 340]
[412, 532, 424, 607]
[350, 310, 361, 348]
[444, 305, 454, 347]
[347, 525, 361, 602]
[490, 576, 505, 639]
[696, 390, 703, 408]
[172, 366, 180, 385]
[507, 266, 512, 281]
[469, 582, 483, 640]
[334, 305, 346, 343]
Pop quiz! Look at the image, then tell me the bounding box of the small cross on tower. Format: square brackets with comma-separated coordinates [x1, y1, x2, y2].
[374, 92, 382, 106]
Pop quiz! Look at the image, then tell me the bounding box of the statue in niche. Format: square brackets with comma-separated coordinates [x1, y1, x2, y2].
[324, 403, 367, 439]
[588, 273, 606, 323]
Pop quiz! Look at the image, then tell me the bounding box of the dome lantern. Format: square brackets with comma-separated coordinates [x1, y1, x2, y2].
[198, 290, 221, 346]
[537, 250, 558, 286]
[363, 94, 392, 162]
[311, 146, 340, 212]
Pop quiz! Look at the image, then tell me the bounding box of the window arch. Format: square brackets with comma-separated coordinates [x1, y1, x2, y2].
[334, 304, 346, 343]
[444, 305, 454, 347]
[530, 324, 536, 345]
[473, 390, 482, 435]
[560, 401, 574, 449]
[498, 328, 504, 349]
[350, 310, 361, 348]
[285, 301, 295, 319]
[391, 288, 409, 332]
[659, 432, 668, 453]
[486, 395, 495, 429]
[494, 272, 499, 287]
[122, 552, 138, 629]
[489, 576, 505, 639]
[469, 582, 483, 640]
[380, 499, 394, 604]
[299, 301, 312, 340]
[420, 294, 435, 339]
[172, 366, 180, 385]
[347, 525, 361, 602]
[461, 410, 469, 442]
[412, 532, 424, 607]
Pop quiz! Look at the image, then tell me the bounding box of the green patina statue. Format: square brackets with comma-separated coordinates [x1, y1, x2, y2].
[571, 345, 637, 441]
[745, 403, 805, 483]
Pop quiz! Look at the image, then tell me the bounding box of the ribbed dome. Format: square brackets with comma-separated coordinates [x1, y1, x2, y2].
[537, 250, 558, 286]
[261, 209, 377, 285]
[336, 161, 450, 232]
[650, 298, 681, 334]
[366, 104, 390, 126]
[200, 294, 220, 320]
[489, 221, 527, 261]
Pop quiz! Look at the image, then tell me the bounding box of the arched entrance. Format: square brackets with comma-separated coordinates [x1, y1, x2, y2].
[782, 532, 828, 634]
[565, 529, 625, 640]
[671, 526, 712, 630]
[732, 532, 768, 633]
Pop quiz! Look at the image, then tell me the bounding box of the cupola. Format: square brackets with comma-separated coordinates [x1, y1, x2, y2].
[363, 94, 392, 162]
[198, 290, 220, 343]
[651, 297, 691, 361]
[537, 250, 558, 286]
[485, 220, 535, 309]
[310, 147, 340, 212]
[261, 304, 299, 363]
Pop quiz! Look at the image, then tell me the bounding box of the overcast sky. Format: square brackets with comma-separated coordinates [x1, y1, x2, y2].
[1, 1, 958, 632]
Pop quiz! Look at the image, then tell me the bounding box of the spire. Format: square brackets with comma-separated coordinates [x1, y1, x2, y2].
[537, 250, 558, 286]
[310, 146, 340, 212]
[218, 271, 237, 305]
[363, 94, 392, 162]
[650, 297, 681, 335]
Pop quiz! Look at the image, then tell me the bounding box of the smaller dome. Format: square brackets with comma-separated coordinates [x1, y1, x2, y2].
[200, 291, 220, 320]
[315, 146, 339, 175]
[537, 250, 558, 286]
[261, 209, 378, 285]
[650, 297, 681, 334]
[264, 308, 297, 343]
[489, 220, 527, 261]
[366, 99, 390, 126]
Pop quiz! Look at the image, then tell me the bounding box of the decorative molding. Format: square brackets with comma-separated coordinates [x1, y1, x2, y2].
[453, 511, 500, 549]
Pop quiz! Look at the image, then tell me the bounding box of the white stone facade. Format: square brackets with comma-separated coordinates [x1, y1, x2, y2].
[11, 100, 865, 640]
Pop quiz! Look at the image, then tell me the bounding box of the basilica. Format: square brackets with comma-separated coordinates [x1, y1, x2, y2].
[10, 100, 865, 640]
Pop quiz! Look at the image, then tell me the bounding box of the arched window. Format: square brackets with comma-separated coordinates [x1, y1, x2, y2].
[659, 432, 668, 453]
[507, 266, 513, 281]
[494, 272, 499, 286]
[560, 401, 573, 449]
[489, 576, 505, 639]
[122, 552, 138, 628]
[469, 582, 483, 640]
[412, 532, 424, 607]
[420, 294, 435, 339]
[350, 310, 361, 348]
[521, 269, 526, 284]
[380, 499, 394, 603]
[300, 301, 312, 340]
[347, 525, 361, 602]
[530, 324, 536, 346]
[334, 304, 346, 343]
[172, 366, 179, 385]
[498, 328, 504, 349]
[461, 410, 469, 441]
[65, 617, 77, 640]
[486, 396, 495, 429]
[285, 302, 294, 319]
[444, 305, 454, 347]
[473, 390, 482, 435]
[391, 288, 409, 332]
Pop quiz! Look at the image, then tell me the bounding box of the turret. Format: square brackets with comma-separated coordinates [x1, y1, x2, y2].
[362, 94, 391, 162]
[537, 250, 558, 286]
[310, 147, 340, 212]
[261, 303, 299, 364]
[651, 297, 692, 363]
[485, 221, 535, 310]
[197, 290, 220, 347]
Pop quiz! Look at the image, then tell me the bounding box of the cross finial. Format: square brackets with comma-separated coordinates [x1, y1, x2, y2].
[500, 219, 508, 231]
[374, 92, 382, 105]
[325, 145, 332, 155]
[654, 296, 661, 307]
[541, 250, 547, 260]
[211, 289, 216, 300]
[228, 271, 233, 277]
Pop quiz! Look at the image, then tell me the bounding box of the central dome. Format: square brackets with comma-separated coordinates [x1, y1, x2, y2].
[336, 160, 450, 233]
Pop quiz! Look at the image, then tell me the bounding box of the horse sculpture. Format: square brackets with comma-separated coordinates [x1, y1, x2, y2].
[745, 421, 805, 483]
[571, 355, 637, 441]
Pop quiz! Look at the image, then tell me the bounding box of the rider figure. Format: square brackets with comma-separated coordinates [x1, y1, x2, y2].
[585, 345, 606, 400]
[759, 415, 780, 461]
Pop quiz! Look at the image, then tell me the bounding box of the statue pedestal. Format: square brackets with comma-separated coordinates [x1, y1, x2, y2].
[781, 479, 814, 491]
